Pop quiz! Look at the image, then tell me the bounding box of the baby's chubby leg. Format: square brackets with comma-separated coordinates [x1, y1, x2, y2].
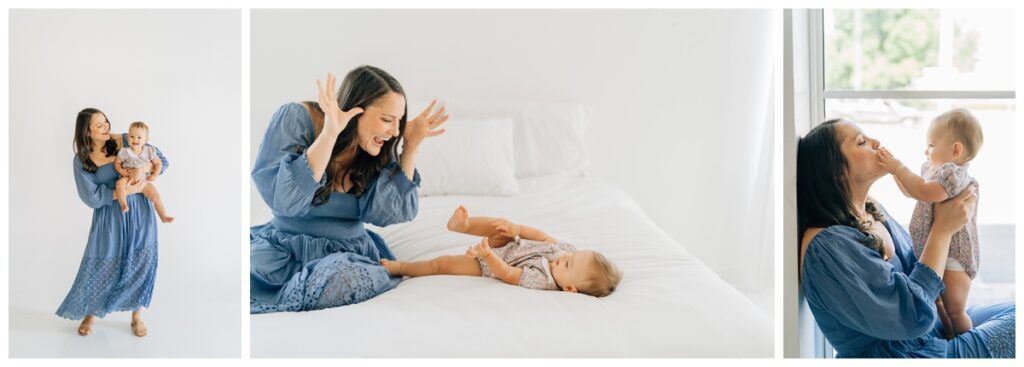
[141, 183, 174, 223]
[115, 177, 131, 213]
[381, 255, 483, 277]
[941, 270, 974, 336]
[446, 205, 513, 247]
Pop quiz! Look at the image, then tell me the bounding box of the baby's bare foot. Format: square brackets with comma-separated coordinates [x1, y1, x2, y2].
[160, 215, 175, 223]
[447, 205, 469, 232]
[78, 315, 94, 336]
[120, 204, 129, 213]
[380, 259, 404, 276]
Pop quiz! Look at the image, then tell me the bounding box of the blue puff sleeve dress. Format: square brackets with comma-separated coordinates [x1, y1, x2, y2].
[801, 206, 1014, 358]
[250, 102, 420, 313]
[57, 134, 169, 320]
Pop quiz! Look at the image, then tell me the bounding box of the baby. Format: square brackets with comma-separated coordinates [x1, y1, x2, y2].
[878, 108, 982, 339]
[115, 121, 174, 223]
[381, 206, 622, 297]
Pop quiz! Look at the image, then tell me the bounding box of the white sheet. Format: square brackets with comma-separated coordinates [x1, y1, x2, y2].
[251, 176, 773, 357]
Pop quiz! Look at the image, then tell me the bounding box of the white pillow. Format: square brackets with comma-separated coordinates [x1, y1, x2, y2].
[412, 117, 518, 197]
[409, 100, 590, 178]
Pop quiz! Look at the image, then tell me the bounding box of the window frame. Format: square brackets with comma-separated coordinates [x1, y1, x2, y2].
[804, 8, 1016, 358]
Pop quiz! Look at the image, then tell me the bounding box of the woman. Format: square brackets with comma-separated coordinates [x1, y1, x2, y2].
[250, 65, 447, 313]
[796, 118, 1014, 358]
[58, 108, 169, 337]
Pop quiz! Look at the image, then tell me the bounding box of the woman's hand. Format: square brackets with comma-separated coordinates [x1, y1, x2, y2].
[465, 237, 494, 259]
[403, 100, 449, 152]
[932, 187, 977, 237]
[316, 72, 364, 135]
[124, 177, 147, 196]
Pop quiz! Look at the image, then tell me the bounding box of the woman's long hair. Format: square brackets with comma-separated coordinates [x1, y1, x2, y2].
[73, 108, 118, 173]
[310, 65, 408, 205]
[796, 119, 885, 258]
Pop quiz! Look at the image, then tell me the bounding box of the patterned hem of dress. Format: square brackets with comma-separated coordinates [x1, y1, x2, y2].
[55, 247, 158, 320]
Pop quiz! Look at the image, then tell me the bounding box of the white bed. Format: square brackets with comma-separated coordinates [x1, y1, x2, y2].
[250, 174, 772, 357]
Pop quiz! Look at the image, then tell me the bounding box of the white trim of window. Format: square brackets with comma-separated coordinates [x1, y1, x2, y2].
[824, 90, 1015, 99]
[808, 9, 826, 128]
[807, 8, 834, 359]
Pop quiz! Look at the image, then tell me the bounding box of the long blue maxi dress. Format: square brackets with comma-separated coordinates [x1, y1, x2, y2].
[801, 205, 1015, 358]
[250, 102, 419, 313]
[57, 134, 168, 320]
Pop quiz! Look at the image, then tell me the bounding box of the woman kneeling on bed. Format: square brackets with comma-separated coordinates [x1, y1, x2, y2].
[381, 205, 622, 297]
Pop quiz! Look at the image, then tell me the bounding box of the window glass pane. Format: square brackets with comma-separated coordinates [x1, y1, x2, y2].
[824, 9, 1015, 91]
[825, 99, 1015, 305]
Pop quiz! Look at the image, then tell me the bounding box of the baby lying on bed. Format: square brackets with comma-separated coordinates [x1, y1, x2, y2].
[381, 206, 622, 297]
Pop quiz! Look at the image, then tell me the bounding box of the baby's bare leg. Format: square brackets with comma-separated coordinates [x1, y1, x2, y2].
[381, 255, 482, 277]
[935, 297, 955, 339]
[941, 270, 973, 336]
[115, 177, 130, 213]
[142, 183, 174, 223]
[446, 206, 513, 247]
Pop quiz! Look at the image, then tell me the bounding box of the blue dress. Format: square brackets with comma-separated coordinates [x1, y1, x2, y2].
[250, 102, 420, 313]
[56, 135, 169, 320]
[801, 206, 1015, 358]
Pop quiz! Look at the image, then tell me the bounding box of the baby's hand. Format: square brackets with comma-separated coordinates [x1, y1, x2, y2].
[877, 147, 904, 174]
[465, 237, 494, 259]
[492, 219, 521, 239]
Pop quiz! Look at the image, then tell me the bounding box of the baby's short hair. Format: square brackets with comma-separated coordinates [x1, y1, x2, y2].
[579, 251, 622, 297]
[934, 108, 983, 163]
[129, 121, 149, 133]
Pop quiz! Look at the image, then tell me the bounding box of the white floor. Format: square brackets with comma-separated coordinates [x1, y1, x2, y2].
[10, 298, 240, 357]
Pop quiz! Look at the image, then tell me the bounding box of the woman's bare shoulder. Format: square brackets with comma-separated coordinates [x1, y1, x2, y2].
[799, 227, 826, 278]
[802, 227, 826, 249]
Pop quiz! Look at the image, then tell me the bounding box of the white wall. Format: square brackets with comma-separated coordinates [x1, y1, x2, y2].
[9, 10, 240, 356]
[250, 9, 775, 294]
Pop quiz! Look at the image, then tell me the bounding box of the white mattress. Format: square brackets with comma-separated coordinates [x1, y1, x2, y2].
[251, 176, 772, 357]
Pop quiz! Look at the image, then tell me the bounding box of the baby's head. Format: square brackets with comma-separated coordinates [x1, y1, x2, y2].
[128, 121, 150, 148]
[926, 108, 983, 166]
[551, 250, 622, 297]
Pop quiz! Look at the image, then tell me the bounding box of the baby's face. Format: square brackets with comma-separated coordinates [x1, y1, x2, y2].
[551, 250, 597, 293]
[925, 121, 957, 166]
[128, 127, 149, 148]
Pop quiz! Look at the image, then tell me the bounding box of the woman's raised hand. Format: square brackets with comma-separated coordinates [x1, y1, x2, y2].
[316, 72, 364, 135]
[404, 99, 449, 150]
[933, 186, 977, 237]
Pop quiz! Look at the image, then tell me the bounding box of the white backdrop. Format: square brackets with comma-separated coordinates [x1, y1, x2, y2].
[249, 10, 776, 302]
[9, 10, 240, 357]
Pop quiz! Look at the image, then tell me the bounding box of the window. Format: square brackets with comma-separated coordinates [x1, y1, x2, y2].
[806, 8, 1015, 357]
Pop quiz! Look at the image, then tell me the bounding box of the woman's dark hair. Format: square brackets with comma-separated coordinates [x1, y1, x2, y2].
[74, 108, 118, 173]
[310, 65, 408, 204]
[796, 119, 885, 258]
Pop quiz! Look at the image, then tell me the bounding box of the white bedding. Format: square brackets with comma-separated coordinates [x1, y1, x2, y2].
[250, 176, 773, 357]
